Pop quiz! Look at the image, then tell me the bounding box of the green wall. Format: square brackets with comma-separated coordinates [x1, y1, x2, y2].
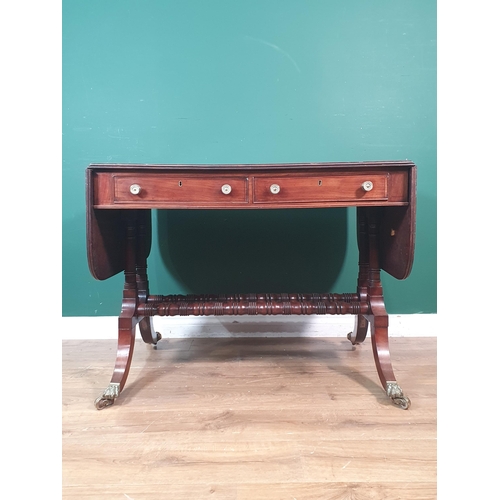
[62, 0, 436, 316]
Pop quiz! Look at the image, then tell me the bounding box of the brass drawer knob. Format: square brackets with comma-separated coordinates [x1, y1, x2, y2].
[270, 184, 281, 194]
[130, 184, 141, 195]
[221, 184, 232, 195]
[362, 181, 373, 192]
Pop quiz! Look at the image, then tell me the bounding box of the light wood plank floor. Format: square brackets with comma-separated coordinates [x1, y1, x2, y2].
[62, 336, 436, 500]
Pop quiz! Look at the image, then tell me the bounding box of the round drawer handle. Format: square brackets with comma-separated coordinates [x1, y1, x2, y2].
[221, 184, 232, 195]
[130, 184, 141, 195]
[362, 181, 373, 192]
[270, 184, 281, 194]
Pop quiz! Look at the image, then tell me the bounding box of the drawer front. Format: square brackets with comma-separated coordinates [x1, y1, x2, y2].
[112, 174, 249, 205]
[253, 174, 388, 204]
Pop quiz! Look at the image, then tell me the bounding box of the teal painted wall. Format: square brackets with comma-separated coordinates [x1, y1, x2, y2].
[62, 0, 436, 316]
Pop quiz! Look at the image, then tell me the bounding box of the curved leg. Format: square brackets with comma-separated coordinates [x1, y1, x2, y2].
[347, 314, 369, 345]
[368, 301, 411, 410]
[365, 209, 410, 409]
[95, 215, 140, 410]
[138, 316, 162, 345]
[95, 315, 137, 410]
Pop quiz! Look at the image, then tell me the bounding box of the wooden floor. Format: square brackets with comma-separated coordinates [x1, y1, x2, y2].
[62, 336, 436, 500]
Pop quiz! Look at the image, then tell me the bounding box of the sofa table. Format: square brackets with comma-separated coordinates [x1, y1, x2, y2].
[86, 161, 416, 410]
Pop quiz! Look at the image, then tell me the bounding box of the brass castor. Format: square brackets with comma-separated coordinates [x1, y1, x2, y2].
[347, 332, 360, 346]
[153, 331, 162, 350]
[386, 382, 411, 410]
[94, 396, 115, 410]
[94, 382, 120, 410]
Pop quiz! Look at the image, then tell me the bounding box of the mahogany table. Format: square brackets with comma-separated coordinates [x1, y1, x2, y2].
[86, 161, 416, 410]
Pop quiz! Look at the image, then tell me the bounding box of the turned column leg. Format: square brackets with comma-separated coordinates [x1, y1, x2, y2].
[366, 210, 411, 409]
[94, 214, 140, 410]
[348, 208, 369, 345]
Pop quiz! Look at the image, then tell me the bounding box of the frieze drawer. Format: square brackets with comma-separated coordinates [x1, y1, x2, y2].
[253, 174, 390, 204]
[105, 174, 249, 206]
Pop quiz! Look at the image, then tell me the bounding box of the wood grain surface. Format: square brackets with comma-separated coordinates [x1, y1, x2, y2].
[62, 336, 436, 499]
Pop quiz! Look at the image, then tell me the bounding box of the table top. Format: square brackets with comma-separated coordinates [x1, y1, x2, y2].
[87, 161, 415, 210]
[87, 160, 415, 172]
[86, 161, 416, 281]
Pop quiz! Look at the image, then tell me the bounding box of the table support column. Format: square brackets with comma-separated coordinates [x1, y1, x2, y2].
[348, 207, 370, 345]
[135, 210, 161, 346]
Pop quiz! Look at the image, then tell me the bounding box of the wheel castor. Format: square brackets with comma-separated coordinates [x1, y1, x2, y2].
[94, 382, 120, 410]
[386, 382, 411, 410]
